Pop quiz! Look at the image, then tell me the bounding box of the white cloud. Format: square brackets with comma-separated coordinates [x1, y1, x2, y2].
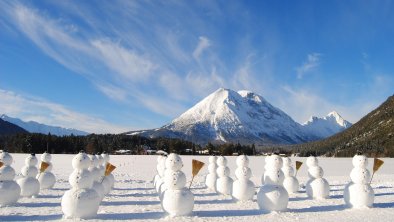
[295, 53, 321, 79]
[193, 36, 211, 60]
[0, 89, 130, 133]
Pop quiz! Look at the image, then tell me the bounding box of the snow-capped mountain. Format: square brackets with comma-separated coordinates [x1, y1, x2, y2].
[302, 111, 352, 139]
[129, 88, 314, 145]
[0, 114, 89, 136]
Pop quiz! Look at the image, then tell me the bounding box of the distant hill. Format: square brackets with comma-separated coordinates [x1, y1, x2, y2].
[293, 94, 394, 157]
[0, 118, 28, 135]
[1, 114, 88, 136]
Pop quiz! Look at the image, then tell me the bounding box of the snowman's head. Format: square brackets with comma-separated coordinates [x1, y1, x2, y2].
[96, 153, 104, 165]
[282, 166, 294, 177]
[263, 169, 284, 185]
[25, 153, 38, 166]
[236, 155, 249, 167]
[208, 163, 217, 174]
[308, 166, 324, 179]
[72, 151, 91, 170]
[157, 155, 164, 163]
[282, 157, 292, 167]
[101, 152, 110, 163]
[216, 156, 227, 166]
[165, 153, 183, 171]
[306, 156, 318, 168]
[352, 154, 368, 168]
[208, 155, 217, 164]
[216, 166, 230, 177]
[41, 152, 52, 162]
[350, 167, 371, 184]
[88, 154, 98, 168]
[164, 170, 186, 189]
[235, 166, 252, 179]
[265, 154, 283, 169]
[0, 151, 13, 166]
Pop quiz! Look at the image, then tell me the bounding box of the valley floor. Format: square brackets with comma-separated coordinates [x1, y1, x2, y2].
[1, 154, 394, 221]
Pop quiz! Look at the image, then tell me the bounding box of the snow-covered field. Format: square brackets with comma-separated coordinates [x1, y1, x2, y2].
[1, 154, 394, 221]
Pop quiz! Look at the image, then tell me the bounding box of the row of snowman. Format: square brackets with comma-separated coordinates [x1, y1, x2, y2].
[61, 151, 115, 219]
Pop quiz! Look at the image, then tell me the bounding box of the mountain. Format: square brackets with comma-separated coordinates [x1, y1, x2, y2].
[302, 111, 352, 139]
[0, 118, 28, 135]
[293, 94, 394, 157]
[0, 114, 89, 136]
[129, 88, 317, 145]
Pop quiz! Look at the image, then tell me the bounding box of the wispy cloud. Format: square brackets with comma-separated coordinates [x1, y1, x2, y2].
[0, 88, 130, 133]
[295, 53, 321, 79]
[193, 36, 211, 60]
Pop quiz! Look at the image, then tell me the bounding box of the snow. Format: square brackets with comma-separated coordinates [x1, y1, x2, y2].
[303, 111, 352, 138]
[0, 154, 393, 221]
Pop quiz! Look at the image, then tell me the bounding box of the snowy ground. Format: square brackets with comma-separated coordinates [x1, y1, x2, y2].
[1, 154, 394, 221]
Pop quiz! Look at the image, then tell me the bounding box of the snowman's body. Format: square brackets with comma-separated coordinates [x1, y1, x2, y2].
[37, 152, 56, 189]
[89, 154, 105, 201]
[0, 151, 21, 206]
[305, 156, 330, 199]
[216, 156, 233, 196]
[344, 154, 374, 208]
[232, 155, 255, 201]
[281, 157, 299, 194]
[61, 151, 100, 219]
[257, 154, 288, 211]
[205, 156, 217, 192]
[17, 154, 40, 197]
[161, 153, 194, 216]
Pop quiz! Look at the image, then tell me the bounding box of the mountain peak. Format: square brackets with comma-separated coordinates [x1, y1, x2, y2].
[303, 111, 352, 139]
[325, 111, 351, 127]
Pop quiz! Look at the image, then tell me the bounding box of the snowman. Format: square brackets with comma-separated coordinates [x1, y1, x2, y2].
[0, 151, 21, 206]
[37, 152, 56, 190]
[88, 154, 105, 201]
[305, 156, 330, 199]
[205, 156, 217, 192]
[343, 153, 374, 208]
[101, 152, 115, 190]
[156, 155, 167, 195]
[232, 155, 255, 201]
[153, 155, 164, 188]
[216, 156, 233, 196]
[161, 153, 194, 216]
[281, 157, 299, 194]
[257, 154, 288, 211]
[17, 153, 40, 197]
[61, 151, 100, 219]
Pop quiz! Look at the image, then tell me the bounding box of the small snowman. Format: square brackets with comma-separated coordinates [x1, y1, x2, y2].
[343, 153, 374, 208]
[153, 155, 164, 188]
[257, 154, 288, 212]
[216, 156, 233, 196]
[88, 154, 105, 201]
[161, 153, 194, 216]
[0, 150, 21, 206]
[282, 157, 299, 194]
[156, 155, 167, 195]
[101, 152, 115, 190]
[37, 152, 56, 189]
[61, 151, 100, 219]
[205, 156, 217, 192]
[17, 153, 40, 197]
[305, 156, 330, 199]
[232, 155, 255, 201]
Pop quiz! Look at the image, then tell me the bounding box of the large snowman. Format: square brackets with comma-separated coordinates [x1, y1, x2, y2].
[161, 153, 194, 216]
[17, 153, 40, 197]
[37, 152, 56, 189]
[343, 153, 374, 208]
[305, 156, 330, 199]
[205, 156, 217, 192]
[61, 151, 100, 219]
[88, 154, 105, 201]
[216, 156, 233, 196]
[0, 151, 21, 206]
[257, 154, 288, 212]
[232, 155, 255, 201]
[281, 157, 299, 194]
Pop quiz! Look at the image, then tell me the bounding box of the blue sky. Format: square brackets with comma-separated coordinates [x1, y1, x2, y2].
[1, 0, 393, 133]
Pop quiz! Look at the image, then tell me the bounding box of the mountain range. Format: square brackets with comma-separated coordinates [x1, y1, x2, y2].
[0, 114, 88, 136]
[128, 88, 351, 145]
